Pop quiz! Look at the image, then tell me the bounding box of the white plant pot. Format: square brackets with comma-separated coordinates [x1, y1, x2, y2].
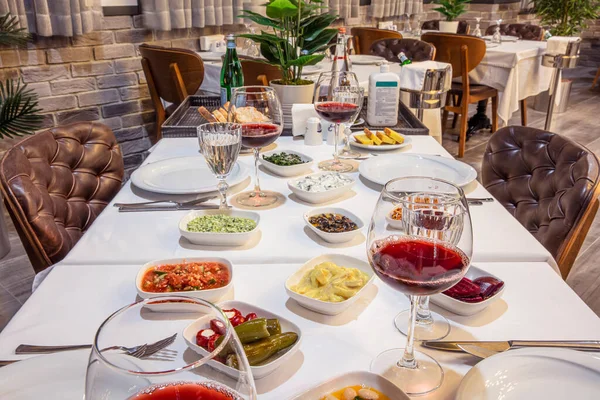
[269, 80, 315, 130]
[439, 21, 459, 33]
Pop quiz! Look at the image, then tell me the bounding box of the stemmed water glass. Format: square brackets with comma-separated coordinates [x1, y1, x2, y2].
[413, 14, 423, 37]
[492, 18, 503, 44]
[85, 297, 257, 399]
[473, 17, 482, 38]
[366, 177, 473, 395]
[313, 71, 362, 172]
[403, 13, 412, 34]
[228, 86, 283, 208]
[198, 122, 242, 209]
[338, 87, 364, 159]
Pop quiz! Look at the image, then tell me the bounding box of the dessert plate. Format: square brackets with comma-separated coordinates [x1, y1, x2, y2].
[350, 132, 412, 151]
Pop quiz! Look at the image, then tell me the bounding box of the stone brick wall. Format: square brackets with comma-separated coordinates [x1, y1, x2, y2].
[581, 19, 600, 68]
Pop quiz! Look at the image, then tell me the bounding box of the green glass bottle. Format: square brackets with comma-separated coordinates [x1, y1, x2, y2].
[220, 34, 244, 105]
[399, 52, 412, 66]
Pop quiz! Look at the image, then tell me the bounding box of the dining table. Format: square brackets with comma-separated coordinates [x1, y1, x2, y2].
[2, 133, 600, 398]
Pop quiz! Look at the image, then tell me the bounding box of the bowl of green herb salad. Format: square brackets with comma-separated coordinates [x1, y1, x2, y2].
[179, 210, 260, 246]
[259, 150, 314, 177]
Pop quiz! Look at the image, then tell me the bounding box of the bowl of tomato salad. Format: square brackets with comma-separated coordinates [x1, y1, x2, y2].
[136, 258, 233, 304]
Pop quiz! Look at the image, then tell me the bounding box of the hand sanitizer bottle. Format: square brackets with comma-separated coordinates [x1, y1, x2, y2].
[367, 61, 400, 127]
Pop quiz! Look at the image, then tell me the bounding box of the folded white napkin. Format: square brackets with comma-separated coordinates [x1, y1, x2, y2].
[398, 61, 453, 92]
[291, 104, 319, 136]
[547, 36, 581, 55]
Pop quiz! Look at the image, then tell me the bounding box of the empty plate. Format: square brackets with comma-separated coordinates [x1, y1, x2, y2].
[197, 51, 225, 61]
[131, 156, 249, 194]
[358, 153, 477, 187]
[349, 55, 386, 65]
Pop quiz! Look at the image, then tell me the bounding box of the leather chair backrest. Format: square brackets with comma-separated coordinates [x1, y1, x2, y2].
[421, 33, 486, 78]
[482, 126, 600, 277]
[421, 20, 470, 35]
[139, 44, 205, 104]
[0, 122, 124, 272]
[240, 57, 282, 86]
[350, 27, 403, 54]
[370, 38, 435, 62]
[485, 23, 543, 41]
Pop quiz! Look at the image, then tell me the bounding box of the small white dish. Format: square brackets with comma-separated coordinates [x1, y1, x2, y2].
[291, 370, 410, 400]
[182, 300, 302, 379]
[483, 35, 519, 42]
[456, 348, 600, 400]
[259, 150, 314, 177]
[285, 254, 375, 315]
[179, 209, 260, 246]
[136, 257, 233, 306]
[349, 54, 386, 65]
[287, 172, 355, 204]
[350, 132, 412, 151]
[304, 207, 364, 244]
[385, 207, 404, 230]
[430, 265, 505, 316]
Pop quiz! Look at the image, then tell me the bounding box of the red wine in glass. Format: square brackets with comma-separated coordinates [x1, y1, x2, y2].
[370, 236, 469, 296]
[241, 123, 282, 148]
[315, 102, 358, 123]
[129, 382, 242, 400]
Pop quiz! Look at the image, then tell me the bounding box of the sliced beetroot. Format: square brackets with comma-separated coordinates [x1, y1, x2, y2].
[474, 276, 505, 299]
[443, 277, 480, 299]
[459, 295, 485, 303]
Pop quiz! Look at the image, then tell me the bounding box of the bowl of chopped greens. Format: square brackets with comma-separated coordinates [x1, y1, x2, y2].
[179, 210, 260, 246]
[259, 150, 313, 177]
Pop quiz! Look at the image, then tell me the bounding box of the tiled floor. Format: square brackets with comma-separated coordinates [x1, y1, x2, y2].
[1, 66, 599, 333]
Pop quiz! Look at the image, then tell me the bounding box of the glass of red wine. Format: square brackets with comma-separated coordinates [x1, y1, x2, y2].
[228, 86, 283, 208]
[85, 296, 257, 400]
[313, 71, 362, 172]
[366, 177, 473, 396]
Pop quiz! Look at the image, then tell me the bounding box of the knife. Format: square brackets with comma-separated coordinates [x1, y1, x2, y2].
[422, 340, 600, 355]
[118, 204, 224, 212]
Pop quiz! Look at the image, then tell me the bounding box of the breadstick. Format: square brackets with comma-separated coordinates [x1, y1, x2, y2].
[198, 106, 217, 122]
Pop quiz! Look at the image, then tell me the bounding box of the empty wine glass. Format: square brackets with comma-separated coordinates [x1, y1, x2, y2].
[198, 122, 242, 209]
[473, 17, 482, 38]
[492, 19, 503, 44]
[413, 14, 423, 37]
[338, 87, 364, 159]
[366, 177, 473, 395]
[85, 297, 257, 400]
[403, 13, 412, 33]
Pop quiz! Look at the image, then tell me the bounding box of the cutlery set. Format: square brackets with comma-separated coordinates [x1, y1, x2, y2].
[114, 196, 220, 212]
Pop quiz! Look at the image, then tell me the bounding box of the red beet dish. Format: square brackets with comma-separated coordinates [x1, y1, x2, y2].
[443, 276, 504, 303]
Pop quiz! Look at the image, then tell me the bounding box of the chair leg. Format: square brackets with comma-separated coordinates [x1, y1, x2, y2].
[520, 99, 527, 126]
[592, 67, 600, 89]
[491, 95, 499, 133]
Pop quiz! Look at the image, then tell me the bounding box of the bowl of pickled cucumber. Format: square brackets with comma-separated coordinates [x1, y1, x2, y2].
[183, 300, 302, 379]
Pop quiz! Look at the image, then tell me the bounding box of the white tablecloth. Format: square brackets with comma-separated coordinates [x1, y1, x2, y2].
[59, 137, 557, 272]
[1, 261, 599, 399]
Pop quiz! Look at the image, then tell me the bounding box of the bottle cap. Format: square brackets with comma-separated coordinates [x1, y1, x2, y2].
[338, 27, 346, 34]
[226, 33, 235, 40]
[380, 60, 390, 73]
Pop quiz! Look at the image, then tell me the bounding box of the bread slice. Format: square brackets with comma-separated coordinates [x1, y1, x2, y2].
[364, 128, 382, 145]
[384, 127, 405, 144]
[354, 134, 373, 145]
[376, 131, 395, 145]
[198, 106, 218, 123]
[212, 109, 227, 122]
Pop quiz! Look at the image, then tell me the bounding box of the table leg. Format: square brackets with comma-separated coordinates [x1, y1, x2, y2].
[466, 100, 491, 139]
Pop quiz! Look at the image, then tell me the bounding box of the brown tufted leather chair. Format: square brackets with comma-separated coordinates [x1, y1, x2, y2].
[485, 23, 544, 41]
[139, 44, 205, 144]
[592, 66, 600, 89]
[482, 126, 600, 278]
[421, 20, 470, 35]
[370, 38, 436, 62]
[0, 122, 124, 272]
[350, 27, 403, 55]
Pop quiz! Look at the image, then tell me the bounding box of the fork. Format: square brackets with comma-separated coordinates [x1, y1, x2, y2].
[114, 196, 216, 209]
[15, 333, 177, 360]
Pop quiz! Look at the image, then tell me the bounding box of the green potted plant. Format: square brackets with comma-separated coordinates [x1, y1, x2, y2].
[239, 0, 338, 127]
[535, 0, 600, 36]
[433, 0, 470, 33]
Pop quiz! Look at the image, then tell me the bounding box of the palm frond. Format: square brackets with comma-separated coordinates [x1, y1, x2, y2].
[0, 13, 30, 47]
[0, 79, 44, 139]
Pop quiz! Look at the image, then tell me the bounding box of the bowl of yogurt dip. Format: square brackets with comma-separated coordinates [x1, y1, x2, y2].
[287, 172, 355, 204]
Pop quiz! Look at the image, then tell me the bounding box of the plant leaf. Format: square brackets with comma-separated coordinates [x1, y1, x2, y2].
[288, 54, 324, 66]
[266, 0, 298, 19]
[0, 79, 43, 138]
[0, 13, 30, 47]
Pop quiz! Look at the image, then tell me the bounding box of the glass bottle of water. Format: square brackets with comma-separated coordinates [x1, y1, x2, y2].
[220, 34, 244, 105]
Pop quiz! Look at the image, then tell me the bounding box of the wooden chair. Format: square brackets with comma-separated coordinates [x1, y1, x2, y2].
[139, 44, 205, 143]
[370, 38, 435, 62]
[422, 32, 498, 158]
[592, 66, 600, 89]
[421, 20, 471, 35]
[482, 126, 600, 279]
[350, 27, 403, 55]
[239, 57, 282, 86]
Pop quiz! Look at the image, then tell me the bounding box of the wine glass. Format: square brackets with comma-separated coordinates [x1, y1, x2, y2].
[492, 19, 503, 44]
[313, 71, 362, 172]
[473, 17, 482, 38]
[338, 87, 364, 159]
[85, 296, 257, 400]
[403, 13, 412, 33]
[198, 122, 242, 209]
[228, 86, 283, 208]
[413, 14, 423, 37]
[366, 177, 473, 395]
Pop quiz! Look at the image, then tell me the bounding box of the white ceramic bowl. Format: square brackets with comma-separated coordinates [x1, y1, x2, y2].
[385, 206, 404, 230]
[136, 257, 233, 305]
[304, 207, 364, 244]
[430, 265, 506, 316]
[182, 300, 302, 379]
[179, 209, 260, 246]
[287, 172, 355, 204]
[285, 254, 375, 315]
[291, 371, 410, 400]
[259, 150, 314, 177]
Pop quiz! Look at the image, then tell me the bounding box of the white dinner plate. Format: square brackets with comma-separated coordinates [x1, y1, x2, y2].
[358, 153, 477, 187]
[301, 64, 327, 75]
[130, 156, 249, 194]
[0, 350, 88, 400]
[456, 348, 600, 399]
[482, 35, 519, 42]
[350, 132, 412, 151]
[349, 55, 386, 65]
[197, 51, 225, 61]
